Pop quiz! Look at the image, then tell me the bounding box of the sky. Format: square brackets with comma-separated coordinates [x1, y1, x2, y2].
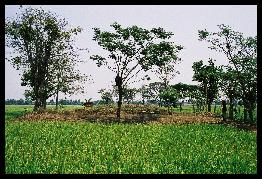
[5, 5, 257, 101]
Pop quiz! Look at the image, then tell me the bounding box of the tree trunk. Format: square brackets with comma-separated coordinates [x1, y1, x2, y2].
[246, 102, 254, 123]
[213, 101, 217, 114]
[243, 97, 255, 123]
[248, 109, 253, 123]
[117, 85, 122, 121]
[43, 99, 47, 109]
[238, 105, 241, 115]
[39, 92, 47, 110]
[34, 98, 41, 111]
[179, 102, 182, 112]
[33, 81, 41, 111]
[243, 107, 247, 122]
[207, 102, 211, 112]
[115, 75, 123, 122]
[229, 97, 234, 120]
[163, 78, 168, 90]
[222, 100, 227, 121]
[33, 94, 46, 110]
[55, 90, 59, 110]
[205, 84, 208, 112]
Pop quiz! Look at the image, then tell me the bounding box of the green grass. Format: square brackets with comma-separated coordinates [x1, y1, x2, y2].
[5, 105, 82, 120]
[5, 105, 33, 120]
[5, 105, 257, 174]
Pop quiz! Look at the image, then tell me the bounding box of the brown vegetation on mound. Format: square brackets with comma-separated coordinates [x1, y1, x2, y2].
[17, 105, 221, 124]
[16, 105, 256, 132]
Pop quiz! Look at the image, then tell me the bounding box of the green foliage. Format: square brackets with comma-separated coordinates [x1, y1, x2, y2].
[90, 22, 183, 119]
[122, 87, 138, 104]
[138, 84, 152, 104]
[112, 85, 138, 104]
[219, 67, 241, 101]
[5, 7, 87, 110]
[91, 22, 183, 82]
[198, 24, 257, 122]
[98, 89, 114, 104]
[159, 86, 179, 107]
[171, 83, 193, 99]
[152, 62, 180, 88]
[147, 82, 166, 103]
[192, 59, 221, 112]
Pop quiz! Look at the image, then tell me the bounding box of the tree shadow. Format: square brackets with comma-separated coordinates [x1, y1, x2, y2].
[79, 113, 162, 125]
[216, 119, 257, 132]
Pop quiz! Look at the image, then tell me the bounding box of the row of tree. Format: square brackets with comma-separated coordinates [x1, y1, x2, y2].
[5, 98, 33, 105]
[196, 25, 257, 123]
[5, 98, 83, 105]
[5, 7, 256, 123]
[96, 24, 257, 123]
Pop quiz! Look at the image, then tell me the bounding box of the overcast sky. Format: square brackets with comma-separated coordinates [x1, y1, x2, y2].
[5, 5, 257, 101]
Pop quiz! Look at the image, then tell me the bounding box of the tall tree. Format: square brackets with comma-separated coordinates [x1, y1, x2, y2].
[138, 75, 151, 104]
[199, 24, 257, 122]
[91, 22, 183, 120]
[192, 59, 221, 112]
[51, 50, 90, 109]
[5, 7, 84, 110]
[172, 83, 191, 99]
[219, 67, 241, 120]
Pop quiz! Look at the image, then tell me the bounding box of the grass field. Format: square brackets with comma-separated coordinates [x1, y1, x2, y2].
[5, 105, 257, 174]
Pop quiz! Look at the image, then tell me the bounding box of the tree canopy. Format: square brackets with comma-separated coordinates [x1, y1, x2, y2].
[192, 59, 221, 112]
[91, 22, 183, 120]
[5, 7, 88, 110]
[198, 24, 257, 122]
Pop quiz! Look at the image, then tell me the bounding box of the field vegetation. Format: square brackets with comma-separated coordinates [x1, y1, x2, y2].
[5, 105, 257, 174]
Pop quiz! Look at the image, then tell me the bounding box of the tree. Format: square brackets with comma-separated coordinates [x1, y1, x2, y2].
[112, 85, 138, 104]
[147, 82, 166, 105]
[138, 75, 151, 104]
[152, 58, 181, 89]
[159, 86, 179, 114]
[98, 88, 114, 104]
[122, 87, 138, 104]
[192, 59, 221, 112]
[187, 85, 204, 113]
[52, 53, 90, 109]
[5, 7, 84, 111]
[139, 85, 151, 104]
[199, 24, 257, 122]
[91, 22, 183, 120]
[172, 83, 192, 112]
[219, 67, 241, 120]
